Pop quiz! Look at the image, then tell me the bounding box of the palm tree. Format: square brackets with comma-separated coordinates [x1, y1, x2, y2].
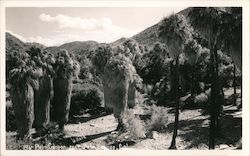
[9, 51, 42, 140]
[188, 7, 221, 149]
[52, 49, 80, 131]
[219, 7, 242, 69]
[158, 14, 191, 149]
[183, 39, 200, 96]
[188, 7, 242, 149]
[93, 44, 142, 131]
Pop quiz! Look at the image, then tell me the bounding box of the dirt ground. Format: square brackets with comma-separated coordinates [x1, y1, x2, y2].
[6, 87, 242, 150]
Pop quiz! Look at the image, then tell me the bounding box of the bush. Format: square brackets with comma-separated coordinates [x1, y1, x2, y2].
[123, 110, 146, 140]
[70, 83, 103, 116]
[146, 105, 169, 133]
[194, 92, 209, 108]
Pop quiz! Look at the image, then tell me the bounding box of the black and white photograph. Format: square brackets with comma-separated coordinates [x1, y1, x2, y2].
[0, 0, 249, 155]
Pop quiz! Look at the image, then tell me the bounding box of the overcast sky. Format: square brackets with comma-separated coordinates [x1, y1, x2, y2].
[6, 7, 186, 46]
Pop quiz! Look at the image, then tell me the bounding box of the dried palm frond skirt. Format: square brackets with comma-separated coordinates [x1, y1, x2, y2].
[52, 77, 73, 125]
[11, 82, 35, 140]
[33, 75, 53, 130]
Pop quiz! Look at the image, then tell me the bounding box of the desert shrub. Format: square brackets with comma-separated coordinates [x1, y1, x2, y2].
[77, 55, 93, 80]
[146, 105, 169, 133]
[195, 92, 209, 106]
[135, 91, 145, 106]
[150, 77, 173, 106]
[141, 84, 154, 95]
[6, 132, 54, 150]
[123, 110, 146, 140]
[70, 83, 103, 116]
[6, 134, 29, 150]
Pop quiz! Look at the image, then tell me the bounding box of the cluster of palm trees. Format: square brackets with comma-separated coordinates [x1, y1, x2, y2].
[158, 7, 242, 149]
[8, 47, 80, 141]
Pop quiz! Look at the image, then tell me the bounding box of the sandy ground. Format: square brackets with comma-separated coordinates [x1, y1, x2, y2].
[6, 87, 242, 150]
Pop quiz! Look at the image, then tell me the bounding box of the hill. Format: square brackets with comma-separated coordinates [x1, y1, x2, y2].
[6, 32, 45, 54]
[131, 8, 190, 48]
[6, 32, 27, 53]
[45, 41, 99, 55]
[6, 32, 100, 58]
[109, 37, 128, 48]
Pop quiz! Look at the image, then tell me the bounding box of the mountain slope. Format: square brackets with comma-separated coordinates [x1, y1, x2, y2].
[6, 32, 26, 52]
[132, 24, 160, 47]
[45, 41, 100, 56]
[131, 8, 190, 48]
[6, 32, 45, 54]
[109, 37, 128, 47]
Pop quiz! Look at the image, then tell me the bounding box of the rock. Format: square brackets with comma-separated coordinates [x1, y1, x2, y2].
[152, 131, 159, 140]
[90, 124, 95, 127]
[100, 146, 109, 150]
[220, 144, 229, 149]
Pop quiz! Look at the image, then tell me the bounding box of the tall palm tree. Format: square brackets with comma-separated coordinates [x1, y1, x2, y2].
[158, 14, 191, 149]
[52, 49, 80, 131]
[188, 7, 242, 149]
[9, 51, 42, 140]
[93, 44, 142, 131]
[188, 7, 221, 150]
[219, 7, 242, 69]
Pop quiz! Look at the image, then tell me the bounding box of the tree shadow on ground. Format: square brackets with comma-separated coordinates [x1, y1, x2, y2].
[68, 106, 112, 124]
[166, 112, 242, 149]
[217, 114, 242, 147]
[175, 119, 209, 149]
[52, 130, 114, 147]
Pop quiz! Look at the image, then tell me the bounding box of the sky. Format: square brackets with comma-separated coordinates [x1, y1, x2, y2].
[6, 7, 186, 46]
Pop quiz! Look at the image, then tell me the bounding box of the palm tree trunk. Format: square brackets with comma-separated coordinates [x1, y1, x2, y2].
[169, 56, 180, 149]
[209, 46, 216, 149]
[233, 63, 237, 106]
[209, 35, 221, 149]
[214, 48, 222, 138]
